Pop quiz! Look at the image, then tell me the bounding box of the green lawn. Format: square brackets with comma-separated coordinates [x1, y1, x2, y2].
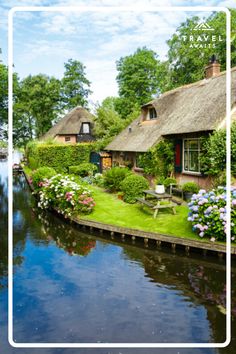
[81, 185, 198, 239]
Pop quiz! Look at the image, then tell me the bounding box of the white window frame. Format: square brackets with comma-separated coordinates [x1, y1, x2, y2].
[183, 138, 201, 175]
[82, 122, 90, 134]
[148, 107, 157, 120]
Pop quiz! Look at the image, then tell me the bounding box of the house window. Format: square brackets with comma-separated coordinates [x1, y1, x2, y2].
[65, 136, 71, 142]
[148, 107, 157, 120]
[82, 123, 90, 134]
[183, 139, 201, 173]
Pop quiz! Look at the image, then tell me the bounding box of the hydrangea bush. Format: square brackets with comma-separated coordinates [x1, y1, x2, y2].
[187, 187, 236, 242]
[36, 174, 95, 217]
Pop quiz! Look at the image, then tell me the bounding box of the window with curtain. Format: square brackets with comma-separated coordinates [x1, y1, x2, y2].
[183, 139, 201, 173]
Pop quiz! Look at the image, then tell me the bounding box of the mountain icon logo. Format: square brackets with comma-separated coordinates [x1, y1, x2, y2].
[193, 22, 214, 31]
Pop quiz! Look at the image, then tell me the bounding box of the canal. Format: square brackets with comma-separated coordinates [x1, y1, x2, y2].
[0, 156, 236, 354]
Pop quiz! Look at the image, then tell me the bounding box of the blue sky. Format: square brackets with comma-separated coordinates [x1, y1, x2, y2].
[0, 0, 235, 105]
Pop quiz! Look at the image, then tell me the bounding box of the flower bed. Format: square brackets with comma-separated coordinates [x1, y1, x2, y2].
[187, 187, 236, 242]
[35, 174, 95, 217]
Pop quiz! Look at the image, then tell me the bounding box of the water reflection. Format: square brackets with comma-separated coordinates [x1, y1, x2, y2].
[0, 159, 8, 288]
[1, 159, 236, 353]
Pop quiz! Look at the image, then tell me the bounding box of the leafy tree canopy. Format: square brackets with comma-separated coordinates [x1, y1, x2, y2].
[61, 58, 92, 110]
[160, 9, 236, 91]
[116, 47, 161, 114]
[14, 74, 61, 144]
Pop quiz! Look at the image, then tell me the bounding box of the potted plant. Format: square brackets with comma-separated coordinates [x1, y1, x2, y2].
[182, 182, 199, 201]
[155, 177, 165, 194]
[163, 177, 177, 194]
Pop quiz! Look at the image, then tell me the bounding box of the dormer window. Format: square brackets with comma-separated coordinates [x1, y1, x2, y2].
[81, 123, 90, 134]
[148, 107, 157, 120]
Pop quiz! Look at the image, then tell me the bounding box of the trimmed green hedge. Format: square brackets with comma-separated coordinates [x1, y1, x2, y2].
[26, 141, 95, 172]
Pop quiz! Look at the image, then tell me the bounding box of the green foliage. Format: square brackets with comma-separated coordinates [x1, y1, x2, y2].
[94, 97, 125, 139]
[103, 167, 131, 192]
[69, 163, 97, 177]
[0, 141, 7, 148]
[0, 63, 8, 130]
[116, 47, 162, 115]
[31, 167, 56, 191]
[163, 177, 177, 187]
[26, 141, 94, 172]
[0, 64, 19, 140]
[93, 96, 138, 149]
[160, 10, 236, 91]
[138, 139, 174, 178]
[61, 59, 92, 110]
[182, 182, 199, 193]
[200, 122, 236, 177]
[14, 74, 61, 142]
[121, 174, 149, 203]
[93, 173, 104, 187]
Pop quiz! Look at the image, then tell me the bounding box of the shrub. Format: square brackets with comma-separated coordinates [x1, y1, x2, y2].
[182, 182, 199, 194]
[37, 174, 95, 217]
[31, 167, 56, 191]
[69, 163, 97, 177]
[200, 122, 236, 177]
[103, 167, 131, 192]
[187, 187, 236, 242]
[163, 177, 177, 187]
[93, 173, 104, 187]
[121, 174, 149, 203]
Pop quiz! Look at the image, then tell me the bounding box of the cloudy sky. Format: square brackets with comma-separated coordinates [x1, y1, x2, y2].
[0, 0, 235, 104]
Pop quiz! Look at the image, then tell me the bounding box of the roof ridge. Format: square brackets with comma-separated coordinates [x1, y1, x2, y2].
[143, 66, 236, 105]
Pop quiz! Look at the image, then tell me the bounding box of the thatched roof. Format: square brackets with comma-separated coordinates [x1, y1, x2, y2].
[106, 68, 236, 152]
[42, 106, 94, 139]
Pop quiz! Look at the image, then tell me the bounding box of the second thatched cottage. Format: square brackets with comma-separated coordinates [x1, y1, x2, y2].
[105, 60, 236, 188]
[42, 106, 95, 143]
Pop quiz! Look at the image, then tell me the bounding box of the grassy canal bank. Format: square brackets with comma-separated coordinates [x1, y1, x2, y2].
[22, 166, 235, 254]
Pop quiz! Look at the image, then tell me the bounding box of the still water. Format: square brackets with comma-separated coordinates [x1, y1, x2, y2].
[0, 156, 236, 354]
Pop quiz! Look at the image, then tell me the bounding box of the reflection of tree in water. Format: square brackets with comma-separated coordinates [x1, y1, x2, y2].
[123, 247, 236, 344]
[35, 210, 96, 257]
[0, 169, 8, 288]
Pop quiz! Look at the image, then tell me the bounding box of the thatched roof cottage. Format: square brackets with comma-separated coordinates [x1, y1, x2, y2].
[42, 106, 95, 143]
[105, 60, 236, 188]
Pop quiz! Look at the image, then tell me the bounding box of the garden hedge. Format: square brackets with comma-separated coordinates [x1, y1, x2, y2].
[26, 142, 95, 172]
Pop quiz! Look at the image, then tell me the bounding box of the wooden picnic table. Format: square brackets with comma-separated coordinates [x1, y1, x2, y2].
[137, 190, 177, 218]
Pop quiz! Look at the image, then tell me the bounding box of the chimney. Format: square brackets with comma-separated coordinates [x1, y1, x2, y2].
[204, 55, 221, 79]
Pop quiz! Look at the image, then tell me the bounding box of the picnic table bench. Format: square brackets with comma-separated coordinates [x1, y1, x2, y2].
[137, 190, 177, 218]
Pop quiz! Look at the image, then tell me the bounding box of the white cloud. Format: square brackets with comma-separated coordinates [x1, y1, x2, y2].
[2, 0, 232, 102]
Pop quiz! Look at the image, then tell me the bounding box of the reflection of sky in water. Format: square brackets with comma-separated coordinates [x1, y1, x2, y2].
[0, 158, 235, 353]
[13, 239, 210, 343]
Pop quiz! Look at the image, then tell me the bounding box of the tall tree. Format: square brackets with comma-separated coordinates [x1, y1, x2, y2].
[94, 96, 135, 149]
[0, 62, 20, 141]
[14, 74, 61, 144]
[61, 59, 92, 110]
[116, 47, 161, 116]
[160, 9, 236, 91]
[0, 63, 8, 129]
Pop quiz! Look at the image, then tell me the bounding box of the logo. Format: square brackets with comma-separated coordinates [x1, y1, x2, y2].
[181, 21, 223, 49]
[193, 22, 214, 31]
